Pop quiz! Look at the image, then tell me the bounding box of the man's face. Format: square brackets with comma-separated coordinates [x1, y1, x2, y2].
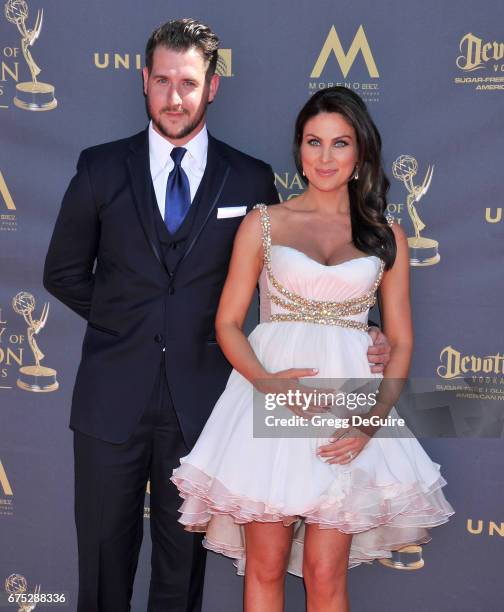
[143, 45, 220, 145]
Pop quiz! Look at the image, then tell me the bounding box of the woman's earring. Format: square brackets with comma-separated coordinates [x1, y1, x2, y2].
[353, 166, 359, 180]
[302, 169, 306, 177]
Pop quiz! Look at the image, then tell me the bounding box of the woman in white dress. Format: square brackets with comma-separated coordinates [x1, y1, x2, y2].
[171, 86, 454, 611]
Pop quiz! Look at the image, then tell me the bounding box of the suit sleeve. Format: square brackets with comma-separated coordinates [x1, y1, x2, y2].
[43, 151, 99, 320]
[260, 163, 280, 205]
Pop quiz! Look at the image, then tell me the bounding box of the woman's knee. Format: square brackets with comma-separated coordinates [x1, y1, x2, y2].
[303, 556, 347, 594]
[245, 522, 293, 583]
[246, 548, 290, 583]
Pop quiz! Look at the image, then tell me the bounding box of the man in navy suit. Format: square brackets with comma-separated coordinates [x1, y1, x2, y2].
[44, 18, 390, 612]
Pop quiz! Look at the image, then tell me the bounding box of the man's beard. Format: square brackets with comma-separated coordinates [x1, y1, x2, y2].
[149, 94, 209, 141]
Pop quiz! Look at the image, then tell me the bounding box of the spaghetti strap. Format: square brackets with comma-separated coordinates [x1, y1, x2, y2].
[252, 203, 272, 270]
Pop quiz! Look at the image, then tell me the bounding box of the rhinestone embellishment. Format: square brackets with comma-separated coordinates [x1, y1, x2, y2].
[253, 204, 385, 332]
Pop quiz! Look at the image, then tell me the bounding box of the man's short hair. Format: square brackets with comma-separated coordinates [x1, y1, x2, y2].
[145, 18, 220, 81]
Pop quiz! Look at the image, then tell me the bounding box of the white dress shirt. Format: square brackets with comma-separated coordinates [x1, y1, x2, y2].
[148, 120, 208, 219]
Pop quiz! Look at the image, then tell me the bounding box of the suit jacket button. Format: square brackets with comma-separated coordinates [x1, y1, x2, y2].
[168, 287, 175, 295]
[154, 334, 163, 344]
[167, 271, 174, 278]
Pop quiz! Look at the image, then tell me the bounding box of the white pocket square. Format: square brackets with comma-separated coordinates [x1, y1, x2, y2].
[217, 206, 247, 219]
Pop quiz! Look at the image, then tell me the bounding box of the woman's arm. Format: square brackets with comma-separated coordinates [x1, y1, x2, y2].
[215, 209, 269, 383]
[318, 223, 413, 461]
[378, 222, 413, 379]
[353, 222, 413, 436]
[215, 208, 319, 398]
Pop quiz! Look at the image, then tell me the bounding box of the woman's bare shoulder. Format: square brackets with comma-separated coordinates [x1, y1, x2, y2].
[389, 220, 408, 246]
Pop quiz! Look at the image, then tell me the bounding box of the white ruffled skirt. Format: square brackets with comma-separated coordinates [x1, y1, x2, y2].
[171, 322, 454, 575]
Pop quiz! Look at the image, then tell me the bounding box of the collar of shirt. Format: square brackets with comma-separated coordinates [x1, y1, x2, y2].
[148, 120, 208, 182]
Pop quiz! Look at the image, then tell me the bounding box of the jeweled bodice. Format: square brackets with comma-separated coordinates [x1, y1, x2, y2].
[254, 204, 385, 331]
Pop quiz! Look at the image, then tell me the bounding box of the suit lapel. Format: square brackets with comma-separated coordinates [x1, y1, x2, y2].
[178, 135, 230, 267]
[126, 130, 165, 270]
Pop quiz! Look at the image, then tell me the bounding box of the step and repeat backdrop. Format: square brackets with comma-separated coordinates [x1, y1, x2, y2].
[1, 1, 503, 610]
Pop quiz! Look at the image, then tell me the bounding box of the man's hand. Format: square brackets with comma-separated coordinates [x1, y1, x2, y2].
[367, 327, 391, 374]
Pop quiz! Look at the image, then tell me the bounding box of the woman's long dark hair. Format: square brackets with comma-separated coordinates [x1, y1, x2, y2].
[293, 86, 396, 268]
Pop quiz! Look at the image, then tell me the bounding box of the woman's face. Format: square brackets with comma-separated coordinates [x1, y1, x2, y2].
[299, 111, 358, 193]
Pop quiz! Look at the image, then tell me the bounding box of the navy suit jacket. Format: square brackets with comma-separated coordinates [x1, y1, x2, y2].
[44, 128, 279, 447]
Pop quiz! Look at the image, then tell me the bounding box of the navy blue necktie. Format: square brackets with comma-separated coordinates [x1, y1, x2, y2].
[164, 147, 191, 234]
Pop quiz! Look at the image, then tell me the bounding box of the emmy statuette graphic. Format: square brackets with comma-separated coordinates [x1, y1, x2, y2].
[379, 545, 425, 570]
[4, 0, 57, 111]
[12, 291, 58, 392]
[4, 574, 40, 611]
[392, 155, 440, 266]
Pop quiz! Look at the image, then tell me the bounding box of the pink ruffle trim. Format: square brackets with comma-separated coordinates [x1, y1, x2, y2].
[170, 461, 454, 572]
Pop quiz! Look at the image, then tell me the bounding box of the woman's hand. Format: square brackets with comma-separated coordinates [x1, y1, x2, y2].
[316, 426, 371, 464]
[254, 368, 332, 418]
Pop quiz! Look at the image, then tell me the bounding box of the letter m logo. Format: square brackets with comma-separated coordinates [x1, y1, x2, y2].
[311, 25, 379, 79]
[0, 460, 13, 496]
[0, 172, 16, 211]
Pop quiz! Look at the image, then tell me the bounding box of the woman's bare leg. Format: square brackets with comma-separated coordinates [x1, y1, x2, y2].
[243, 520, 294, 612]
[303, 524, 352, 612]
